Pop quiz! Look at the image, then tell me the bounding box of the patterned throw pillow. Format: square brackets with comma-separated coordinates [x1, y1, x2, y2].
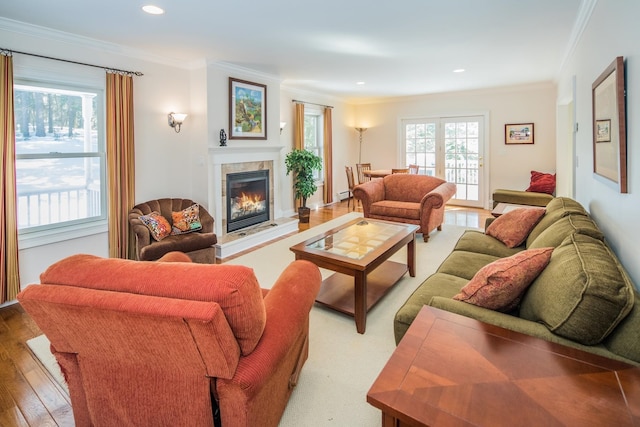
[453, 247, 554, 312]
[526, 170, 556, 194]
[139, 211, 172, 241]
[486, 207, 546, 248]
[171, 204, 203, 235]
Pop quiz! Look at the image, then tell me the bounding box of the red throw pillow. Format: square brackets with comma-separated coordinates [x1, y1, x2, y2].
[453, 247, 554, 312]
[526, 170, 556, 195]
[486, 207, 546, 248]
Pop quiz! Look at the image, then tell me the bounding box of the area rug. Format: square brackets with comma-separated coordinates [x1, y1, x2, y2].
[28, 213, 469, 426]
[227, 213, 469, 426]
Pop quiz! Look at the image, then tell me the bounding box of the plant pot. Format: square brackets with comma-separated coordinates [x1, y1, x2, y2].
[298, 206, 311, 223]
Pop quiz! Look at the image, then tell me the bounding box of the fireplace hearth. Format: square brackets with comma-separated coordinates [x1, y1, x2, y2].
[226, 170, 269, 233]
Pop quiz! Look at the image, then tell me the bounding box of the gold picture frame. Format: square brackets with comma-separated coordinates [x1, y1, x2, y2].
[229, 77, 267, 140]
[592, 56, 627, 193]
[505, 123, 534, 144]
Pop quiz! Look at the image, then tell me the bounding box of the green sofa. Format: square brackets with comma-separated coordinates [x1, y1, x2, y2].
[492, 188, 554, 208]
[395, 197, 640, 366]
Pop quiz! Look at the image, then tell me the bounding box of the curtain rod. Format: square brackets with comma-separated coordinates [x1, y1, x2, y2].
[292, 99, 333, 109]
[1, 47, 143, 76]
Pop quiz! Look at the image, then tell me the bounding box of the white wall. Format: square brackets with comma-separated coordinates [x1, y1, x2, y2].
[556, 0, 640, 287]
[2, 21, 194, 288]
[353, 83, 557, 207]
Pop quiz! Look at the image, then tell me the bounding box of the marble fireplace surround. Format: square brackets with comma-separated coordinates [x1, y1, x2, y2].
[208, 145, 298, 259]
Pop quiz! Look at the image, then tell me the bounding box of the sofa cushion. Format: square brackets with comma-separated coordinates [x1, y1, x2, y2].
[528, 214, 604, 249]
[526, 170, 556, 195]
[453, 247, 553, 312]
[485, 207, 545, 248]
[140, 232, 218, 261]
[382, 174, 445, 202]
[40, 254, 266, 355]
[602, 291, 640, 364]
[492, 189, 553, 207]
[526, 197, 589, 246]
[453, 230, 523, 258]
[394, 272, 468, 344]
[171, 203, 203, 235]
[519, 234, 635, 345]
[139, 211, 172, 241]
[370, 201, 421, 220]
[437, 251, 500, 281]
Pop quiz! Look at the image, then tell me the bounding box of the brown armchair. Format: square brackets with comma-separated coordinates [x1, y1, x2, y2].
[18, 254, 322, 427]
[353, 174, 457, 242]
[129, 198, 217, 263]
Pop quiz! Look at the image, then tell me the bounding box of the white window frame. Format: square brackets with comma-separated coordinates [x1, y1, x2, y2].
[304, 108, 324, 183]
[14, 78, 108, 249]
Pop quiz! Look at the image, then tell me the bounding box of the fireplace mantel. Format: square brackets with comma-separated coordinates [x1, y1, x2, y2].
[208, 144, 295, 259]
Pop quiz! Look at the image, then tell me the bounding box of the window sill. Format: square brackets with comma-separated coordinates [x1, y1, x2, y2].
[18, 220, 108, 249]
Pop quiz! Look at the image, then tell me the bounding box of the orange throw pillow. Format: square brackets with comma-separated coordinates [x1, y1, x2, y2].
[486, 207, 545, 248]
[453, 247, 554, 312]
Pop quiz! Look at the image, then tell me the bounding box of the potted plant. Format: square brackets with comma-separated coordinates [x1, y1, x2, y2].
[285, 148, 323, 223]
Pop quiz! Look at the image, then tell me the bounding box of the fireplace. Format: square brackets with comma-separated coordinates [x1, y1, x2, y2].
[226, 170, 270, 232]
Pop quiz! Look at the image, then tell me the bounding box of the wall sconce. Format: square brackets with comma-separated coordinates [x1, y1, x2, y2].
[280, 122, 287, 134]
[168, 112, 188, 133]
[355, 127, 368, 163]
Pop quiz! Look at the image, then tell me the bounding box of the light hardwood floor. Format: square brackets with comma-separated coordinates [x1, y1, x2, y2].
[0, 201, 491, 426]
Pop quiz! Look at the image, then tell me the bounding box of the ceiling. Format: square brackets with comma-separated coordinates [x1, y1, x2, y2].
[1, 0, 585, 102]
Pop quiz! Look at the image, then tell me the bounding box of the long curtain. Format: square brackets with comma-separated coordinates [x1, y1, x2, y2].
[106, 72, 136, 259]
[323, 107, 333, 204]
[294, 102, 304, 150]
[0, 52, 20, 303]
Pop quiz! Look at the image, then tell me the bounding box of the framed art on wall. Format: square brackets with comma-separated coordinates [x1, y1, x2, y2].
[505, 123, 534, 144]
[229, 77, 267, 140]
[592, 56, 627, 193]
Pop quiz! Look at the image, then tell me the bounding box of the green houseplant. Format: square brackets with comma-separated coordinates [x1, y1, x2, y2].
[285, 148, 323, 223]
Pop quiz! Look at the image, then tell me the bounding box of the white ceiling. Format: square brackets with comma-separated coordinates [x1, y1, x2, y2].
[1, 0, 585, 101]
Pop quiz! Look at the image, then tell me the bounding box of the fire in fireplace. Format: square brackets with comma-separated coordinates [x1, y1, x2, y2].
[226, 170, 270, 232]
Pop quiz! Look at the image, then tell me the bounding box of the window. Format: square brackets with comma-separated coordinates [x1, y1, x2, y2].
[14, 81, 107, 242]
[304, 111, 324, 181]
[402, 115, 485, 208]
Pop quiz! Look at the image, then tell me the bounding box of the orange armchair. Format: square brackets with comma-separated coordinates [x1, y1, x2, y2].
[18, 254, 321, 427]
[353, 174, 457, 242]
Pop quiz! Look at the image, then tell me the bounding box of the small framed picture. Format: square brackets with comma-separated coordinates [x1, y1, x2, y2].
[595, 119, 611, 143]
[505, 123, 534, 144]
[229, 77, 267, 140]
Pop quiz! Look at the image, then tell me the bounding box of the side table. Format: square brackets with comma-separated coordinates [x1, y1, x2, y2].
[367, 306, 640, 426]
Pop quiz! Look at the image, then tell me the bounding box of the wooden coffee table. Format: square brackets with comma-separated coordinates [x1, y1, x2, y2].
[289, 218, 418, 334]
[367, 306, 640, 426]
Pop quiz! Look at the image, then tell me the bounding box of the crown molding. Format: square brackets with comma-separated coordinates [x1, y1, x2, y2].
[557, 0, 598, 75]
[208, 60, 282, 83]
[0, 17, 202, 71]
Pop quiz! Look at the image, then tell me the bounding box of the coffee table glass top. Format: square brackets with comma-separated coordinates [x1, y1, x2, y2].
[305, 220, 408, 260]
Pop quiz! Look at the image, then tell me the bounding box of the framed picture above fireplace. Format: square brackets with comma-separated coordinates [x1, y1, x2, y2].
[229, 77, 267, 140]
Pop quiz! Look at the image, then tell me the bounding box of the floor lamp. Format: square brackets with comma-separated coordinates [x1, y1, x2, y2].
[355, 127, 367, 163]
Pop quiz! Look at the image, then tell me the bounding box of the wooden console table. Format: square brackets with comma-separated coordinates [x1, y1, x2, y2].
[367, 306, 640, 426]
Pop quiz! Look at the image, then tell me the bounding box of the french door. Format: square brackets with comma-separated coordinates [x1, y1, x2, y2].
[402, 115, 485, 208]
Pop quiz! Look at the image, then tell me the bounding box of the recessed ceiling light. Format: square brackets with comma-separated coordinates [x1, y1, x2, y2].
[142, 5, 165, 15]
[453, 69, 465, 73]
[356, 81, 366, 85]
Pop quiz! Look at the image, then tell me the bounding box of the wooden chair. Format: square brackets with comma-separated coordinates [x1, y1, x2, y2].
[392, 168, 410, 174]
[345, 166, 357, 211]
[356, 163, 372, 184]
[408, 164, 419, 174]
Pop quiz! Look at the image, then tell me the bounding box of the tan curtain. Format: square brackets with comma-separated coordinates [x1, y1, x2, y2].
[106, 72, 136, 259]
[323, 107, 333, 204]
[0, 52, 20, 303]
[294, 102, 304, 150]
